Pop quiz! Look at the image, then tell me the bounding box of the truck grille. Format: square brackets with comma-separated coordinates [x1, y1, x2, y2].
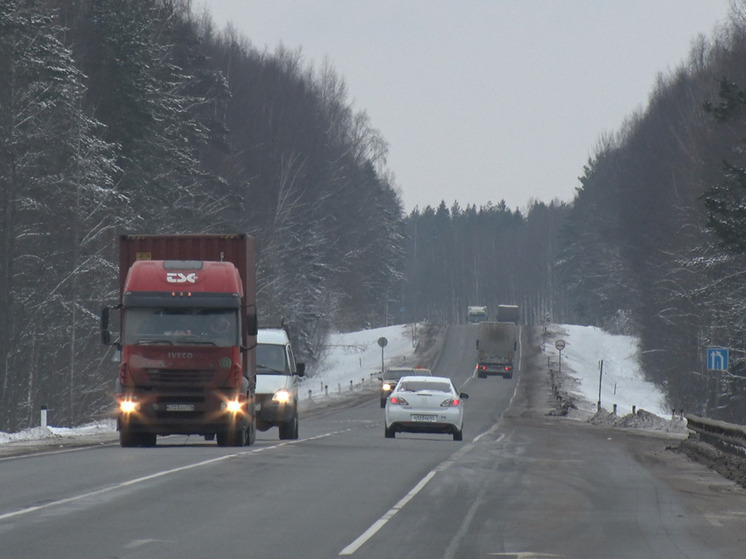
[146, 369, 215, 385]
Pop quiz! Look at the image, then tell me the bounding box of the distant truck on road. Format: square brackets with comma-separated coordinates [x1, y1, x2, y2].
[496, 304, 520, 324]
[467, 306, 489, 323]
[476, 322, 516, 379]
[101, 234, 258, 447]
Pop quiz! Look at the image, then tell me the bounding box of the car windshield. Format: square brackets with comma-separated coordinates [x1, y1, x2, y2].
[397, 381, 452, 393]
[383, 369, 411, 381]
[384, 368, 430, 381]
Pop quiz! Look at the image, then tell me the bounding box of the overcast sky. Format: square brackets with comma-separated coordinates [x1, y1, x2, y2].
[201, 0, 731, 213]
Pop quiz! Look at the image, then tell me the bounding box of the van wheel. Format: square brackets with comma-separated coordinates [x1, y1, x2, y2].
[279, 411, 299, 440]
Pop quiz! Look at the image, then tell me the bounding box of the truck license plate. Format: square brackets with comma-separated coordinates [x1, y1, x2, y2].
[411, 414, 437, 422]
[166, 403, 195, 412]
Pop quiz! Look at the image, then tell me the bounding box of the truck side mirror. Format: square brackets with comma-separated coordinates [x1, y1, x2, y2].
[296, 362, 305, 377]
[246, 313, 258, 337]
[101, 308, 111, 345]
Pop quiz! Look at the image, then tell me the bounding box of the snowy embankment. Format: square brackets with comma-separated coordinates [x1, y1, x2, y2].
[543, 324, 685, 433]
[0, 323, 679, 447]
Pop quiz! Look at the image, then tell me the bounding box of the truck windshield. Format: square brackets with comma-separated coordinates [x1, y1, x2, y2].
[256, 344, 288, 374]
[123, 308, 239, 347]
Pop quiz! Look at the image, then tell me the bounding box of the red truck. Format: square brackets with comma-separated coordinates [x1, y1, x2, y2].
[101, 234, 258, 447]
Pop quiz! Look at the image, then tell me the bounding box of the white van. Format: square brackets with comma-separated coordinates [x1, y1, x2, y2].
[255, 328, 305, 439]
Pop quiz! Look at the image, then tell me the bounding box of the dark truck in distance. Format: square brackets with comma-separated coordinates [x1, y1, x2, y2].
[100, 234, 258, 447]
[476, 322, 516, 379]
[496, 304, 520, 324]
[466, 306, 489, 323]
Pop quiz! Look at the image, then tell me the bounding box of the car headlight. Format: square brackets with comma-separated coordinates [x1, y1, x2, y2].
[383, 383, 393, 391]
[272, 389, 291, 404]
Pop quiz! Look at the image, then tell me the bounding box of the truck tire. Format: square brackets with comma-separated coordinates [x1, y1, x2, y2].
[217, 421, 247, 447]
[119, 426, 138, 447]
[279, 410, 299, 440]
[247, 417, 256, 446]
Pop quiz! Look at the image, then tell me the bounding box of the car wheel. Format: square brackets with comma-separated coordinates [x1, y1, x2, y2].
[279, 410, 299, 440]
[385, 426, 395, 438]
[453, 429, 463, 441]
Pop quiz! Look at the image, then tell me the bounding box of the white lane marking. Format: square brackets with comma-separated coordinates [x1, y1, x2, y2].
[0, 428, 353, 522]
[339, 423, 506, 556]
[339, 470, 437, 556]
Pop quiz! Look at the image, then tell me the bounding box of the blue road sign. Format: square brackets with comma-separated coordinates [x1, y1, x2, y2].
[707, 348, 729, 371]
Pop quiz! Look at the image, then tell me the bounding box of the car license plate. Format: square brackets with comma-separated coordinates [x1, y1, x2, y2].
[166, 403, 195, 412]
[411, 414, 437, 422]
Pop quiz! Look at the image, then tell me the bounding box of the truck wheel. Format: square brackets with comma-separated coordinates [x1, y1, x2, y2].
[279, 411, 299, 440]
[217, 422, 247, 447]
[119, 426, 138, 447]
[141, 433, 157, 447]
[246, 417, 256, 446]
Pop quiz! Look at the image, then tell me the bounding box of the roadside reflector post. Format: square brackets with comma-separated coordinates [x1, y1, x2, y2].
[40, 405, 48, 433]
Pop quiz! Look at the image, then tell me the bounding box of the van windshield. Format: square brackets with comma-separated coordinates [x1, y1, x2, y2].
[257, 344, 288, 374]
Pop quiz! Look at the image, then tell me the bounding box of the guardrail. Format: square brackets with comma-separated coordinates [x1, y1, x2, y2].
[686, 414, 746, 457]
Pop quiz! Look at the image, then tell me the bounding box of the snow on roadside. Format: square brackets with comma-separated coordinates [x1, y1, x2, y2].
[299, 323, 419, 406]
[544, 324, 685, 433]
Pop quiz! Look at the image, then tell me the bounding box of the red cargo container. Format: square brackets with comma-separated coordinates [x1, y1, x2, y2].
[102, 234, 258, 447]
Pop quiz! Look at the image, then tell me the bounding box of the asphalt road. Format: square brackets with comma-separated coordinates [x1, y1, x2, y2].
[0, 325, 744, 558]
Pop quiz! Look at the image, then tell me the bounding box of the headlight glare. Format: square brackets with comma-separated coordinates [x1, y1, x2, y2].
[273, 389, 291, 404]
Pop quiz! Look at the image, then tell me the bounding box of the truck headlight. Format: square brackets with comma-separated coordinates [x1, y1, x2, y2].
[224, 399, 243, 413]
[120, 399, 139, 414]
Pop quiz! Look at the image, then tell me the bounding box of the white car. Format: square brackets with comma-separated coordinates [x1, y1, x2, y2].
[384, 376, 468, 441]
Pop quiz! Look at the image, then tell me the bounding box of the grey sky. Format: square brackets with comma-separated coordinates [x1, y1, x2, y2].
[201, 0, 731, 213]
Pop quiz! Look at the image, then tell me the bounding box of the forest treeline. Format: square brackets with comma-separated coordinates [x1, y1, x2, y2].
[2, 0, 746, 430]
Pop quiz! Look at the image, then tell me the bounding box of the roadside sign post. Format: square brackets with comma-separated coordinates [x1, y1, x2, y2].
[555, 339, 566, 376]
[378, 337, 388, 376]
[598, 360, 604, 411]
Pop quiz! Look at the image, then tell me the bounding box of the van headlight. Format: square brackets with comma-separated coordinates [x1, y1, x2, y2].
[272, 389, 291, 404]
